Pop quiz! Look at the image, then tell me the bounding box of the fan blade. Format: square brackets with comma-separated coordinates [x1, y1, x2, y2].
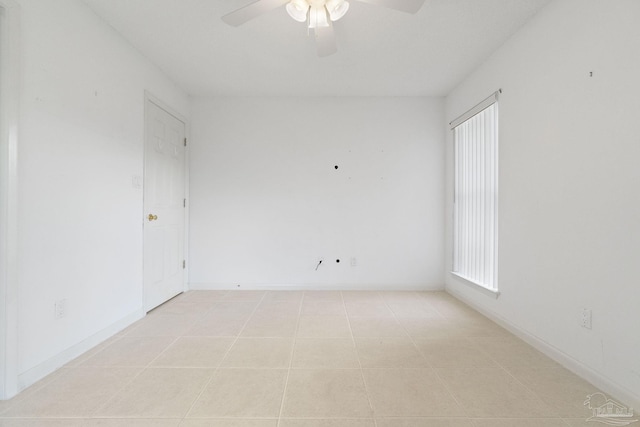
[353, 0, 425, 14]
[315, 26, 337, 57]
[222, 0, 289, 26]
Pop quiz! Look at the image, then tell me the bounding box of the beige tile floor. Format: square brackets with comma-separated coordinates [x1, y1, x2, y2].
[0, 291, 632, 427]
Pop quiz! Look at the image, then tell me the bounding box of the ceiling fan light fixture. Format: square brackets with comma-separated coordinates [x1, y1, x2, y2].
[286, 0, 310, 22]
[325, 0, 349, 21]
[308, 6, 330, 29]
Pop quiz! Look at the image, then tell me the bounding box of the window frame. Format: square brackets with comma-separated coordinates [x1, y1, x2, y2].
[450, 91, 500, 297]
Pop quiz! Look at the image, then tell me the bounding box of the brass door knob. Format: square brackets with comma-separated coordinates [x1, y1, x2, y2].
[148, 214, 158, 221]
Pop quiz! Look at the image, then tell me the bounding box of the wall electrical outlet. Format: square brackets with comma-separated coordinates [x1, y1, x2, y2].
[54, 299, 67, 320]
[581, 308, 592, 329]
[350, 257, 357, 267]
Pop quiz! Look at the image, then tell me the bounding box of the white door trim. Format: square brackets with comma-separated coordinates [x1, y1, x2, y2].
[0, 0, 20, 400]
[142, 92, 190, 309]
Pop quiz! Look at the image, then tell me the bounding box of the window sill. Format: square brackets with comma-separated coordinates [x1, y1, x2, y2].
[450, 272, 500, 299]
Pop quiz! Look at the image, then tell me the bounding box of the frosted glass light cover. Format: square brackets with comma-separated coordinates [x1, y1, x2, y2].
[326, 0, 349, 21]
[286, 0, 309, 22]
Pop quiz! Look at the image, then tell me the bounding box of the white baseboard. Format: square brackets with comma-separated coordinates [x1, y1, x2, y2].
[17, 308, 145, 393]
[446, 286, 640, 411]
[188, 282, 445, 291]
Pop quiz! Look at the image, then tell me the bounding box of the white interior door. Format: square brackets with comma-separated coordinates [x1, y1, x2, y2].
[143, 99, 186, 312]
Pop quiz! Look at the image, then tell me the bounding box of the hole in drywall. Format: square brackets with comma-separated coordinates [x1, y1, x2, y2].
[336, 259, 340, 263]
[334, 165, 339, 170]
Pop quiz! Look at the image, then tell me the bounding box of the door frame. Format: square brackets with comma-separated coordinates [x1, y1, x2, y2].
[0, 0, 20, 400]
[142, 91, 190, 311]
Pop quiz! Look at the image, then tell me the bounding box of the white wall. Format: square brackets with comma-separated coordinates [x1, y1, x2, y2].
[190, 97, 444, 290]
[14, 0, 189, 391]
[445, 0, 640, 408]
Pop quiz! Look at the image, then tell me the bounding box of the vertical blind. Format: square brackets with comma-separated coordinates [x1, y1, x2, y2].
[452, 99, 498, 291]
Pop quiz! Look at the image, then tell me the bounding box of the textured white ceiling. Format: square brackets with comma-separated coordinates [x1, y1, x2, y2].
[81, 0, 552, 96]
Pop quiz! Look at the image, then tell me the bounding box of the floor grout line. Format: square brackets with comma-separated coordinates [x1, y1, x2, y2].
[380, 291, 468, 420]
[275, 291, 305, 427]
[179, 292, 268, 423]
[1, 290, 607, 425]
[342, 290, 379, 427]
[84, 291, 221, 418]
[88, 336, 182, 418]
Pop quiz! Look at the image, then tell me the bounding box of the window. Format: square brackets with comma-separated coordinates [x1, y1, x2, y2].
[451, 91, 499, 293]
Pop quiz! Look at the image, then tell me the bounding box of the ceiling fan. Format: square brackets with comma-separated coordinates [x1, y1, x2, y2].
[222, 0, 426, 57]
